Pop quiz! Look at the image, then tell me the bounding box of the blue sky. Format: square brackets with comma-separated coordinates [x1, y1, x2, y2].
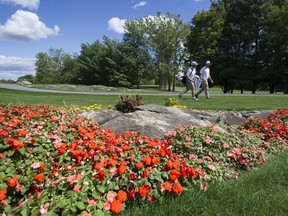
[0, 0, 211, 80]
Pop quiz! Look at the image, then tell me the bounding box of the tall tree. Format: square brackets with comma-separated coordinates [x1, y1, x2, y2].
[186, 3, 224, 88]
[122, 19, 154, 88]
[77, 41, 107, 85]
[219, 0, 267, 93]
[262, 0, 288, 93]
[141, 12, 189, 91]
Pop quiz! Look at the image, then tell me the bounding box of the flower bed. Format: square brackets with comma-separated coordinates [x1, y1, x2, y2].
[0, 105, 287, 215]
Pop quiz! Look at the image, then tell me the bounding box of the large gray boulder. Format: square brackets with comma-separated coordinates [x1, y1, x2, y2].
[81, 105, 274, 139]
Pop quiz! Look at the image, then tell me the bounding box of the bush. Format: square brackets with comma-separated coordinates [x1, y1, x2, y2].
[115, 95, 143, 113]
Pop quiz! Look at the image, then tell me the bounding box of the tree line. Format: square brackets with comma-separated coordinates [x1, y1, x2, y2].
[21, 0, 288, 94]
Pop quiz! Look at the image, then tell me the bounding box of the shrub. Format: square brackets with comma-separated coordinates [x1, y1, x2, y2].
[115, 95, 143, 113]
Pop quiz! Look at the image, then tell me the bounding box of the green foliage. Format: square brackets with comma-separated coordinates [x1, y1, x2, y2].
[164, 97, 180, 107]
[115, 94, 143, 113]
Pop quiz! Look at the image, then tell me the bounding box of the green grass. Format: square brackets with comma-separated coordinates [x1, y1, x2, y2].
[121, 151, 288, 216]
[1, 87, 288, 110]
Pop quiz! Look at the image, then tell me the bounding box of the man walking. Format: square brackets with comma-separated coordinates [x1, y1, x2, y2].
[178, 61, 199, 100]
[195, 60, 214, 99]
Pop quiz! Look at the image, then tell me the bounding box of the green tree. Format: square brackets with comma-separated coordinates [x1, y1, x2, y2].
[142, 12, 189, 91]
[262, 0, 288, 93]
[186, 3, 224, 88]
[77, 40, 107, 85]
[122, 19, 155, 88]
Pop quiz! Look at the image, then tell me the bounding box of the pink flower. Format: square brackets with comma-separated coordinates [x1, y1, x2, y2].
[208, 165, 216, 171]
[104, 201, 111, 211]
[31, 162, 41, 169]
[39, 203, 50, 215]
[205, 137, 212, 144]
[73, 185, 81, 192]
[67, 173, 82, 184]
[223, 143, 230, 149]
[88, 199, 98, 206]
[200, 182, 208, 191]
[16, 184, 23, 191]
[107, 191, 117, 202]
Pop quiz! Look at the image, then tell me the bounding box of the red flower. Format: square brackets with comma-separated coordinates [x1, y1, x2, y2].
[34, 173, 45, 182]
[138, 185, 150, 197]
[135, 162, 144, 169]
[39, 164, 46, 172]
[172, 182, 184, 195]
[94, 170, 105, 182]
[129, 172, 136, 180]
[0, 190, 7, 201]
[111, 199, 123, 214]
[7, 175, 18, 187]
[127, 188, 136, 199]
[18, 128, 28, 137]
[10, 139, 24, 151]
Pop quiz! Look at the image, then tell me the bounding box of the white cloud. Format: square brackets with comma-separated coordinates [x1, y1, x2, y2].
[133, 1, 146, 9]
[0, 10, 60, 41]
[0, 55, 36, 80]
[108, 17, 126, 34]
[0, 0, 40, 10]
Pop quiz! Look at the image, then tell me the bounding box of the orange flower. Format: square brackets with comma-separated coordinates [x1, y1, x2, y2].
[172, 182, 184, 195]
[152, 157, 160, 165]
[0, 189, 7, 201]
[117, 190, 127, 203]
[7, 175, 18, 187]
[34, 173, 45, 182]
[138, 185, 150, 197]
[118, 165, 126, 174]
[169, 169, 181, 182]
[111, 199, 123, 214]
[143, 156, 151, 166]
[147, 195, 156, 203]
[164, 181, 172, 191]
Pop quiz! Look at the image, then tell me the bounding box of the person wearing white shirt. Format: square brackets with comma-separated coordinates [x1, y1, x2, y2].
[195, 61, 214, 99]
[178, 61, 199, 100]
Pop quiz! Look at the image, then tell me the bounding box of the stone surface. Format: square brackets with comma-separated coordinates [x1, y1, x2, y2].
[81, 105, 274, 139]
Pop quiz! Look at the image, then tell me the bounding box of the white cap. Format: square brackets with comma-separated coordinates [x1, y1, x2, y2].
[206, 60, 211, 64]
[191, 61, 198, 65]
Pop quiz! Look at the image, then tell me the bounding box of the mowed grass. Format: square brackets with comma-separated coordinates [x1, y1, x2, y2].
[121, 151, 288, 216]
[1, 88, 288, 110]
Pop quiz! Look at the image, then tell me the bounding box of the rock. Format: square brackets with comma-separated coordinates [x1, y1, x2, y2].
[81, 105, 274, 140]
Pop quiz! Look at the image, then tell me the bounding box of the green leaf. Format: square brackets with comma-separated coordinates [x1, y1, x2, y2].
[76, 202, 86, 210]
[57, 199, 68, 208]
[20, 207, 30, 216]
[97, 185, 106, 193]
[82, 185, 89, 193]
[18, 147, 26, 155]
[93, 210, 105, 216]
[97, 201, 104, 209]
[92, 190, 101, 199]
[107, 181, 116, 190]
